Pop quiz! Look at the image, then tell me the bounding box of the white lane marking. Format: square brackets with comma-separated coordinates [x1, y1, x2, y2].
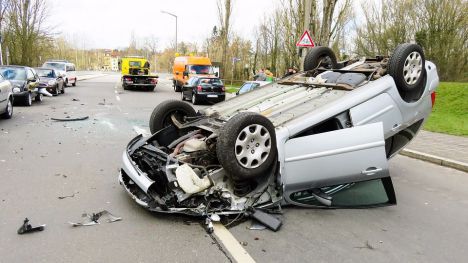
[213, 223, 256, 263]
[116, 95, 121, 101]
[132, 126, 151, 137]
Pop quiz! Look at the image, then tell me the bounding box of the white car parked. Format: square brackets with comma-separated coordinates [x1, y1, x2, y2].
[42, 60, 77, 87]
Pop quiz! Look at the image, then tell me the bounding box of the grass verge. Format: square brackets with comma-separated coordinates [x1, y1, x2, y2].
[424, 82, 467, 136]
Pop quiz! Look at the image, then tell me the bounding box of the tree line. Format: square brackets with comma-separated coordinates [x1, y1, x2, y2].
[0, 0, 466, 81]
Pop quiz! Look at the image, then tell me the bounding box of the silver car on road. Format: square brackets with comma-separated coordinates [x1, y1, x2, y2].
[119, 43, 438, 225]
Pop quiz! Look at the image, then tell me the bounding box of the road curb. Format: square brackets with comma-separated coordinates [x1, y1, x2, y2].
[400, 149, 468, 173]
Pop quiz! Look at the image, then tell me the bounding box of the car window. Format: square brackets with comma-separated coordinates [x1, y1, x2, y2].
[199, 78, 223, 85]
[129, 61, 141, 67]
[238, 83, 253, 94]
[36, 69, 55, 78]
[26, 69, 35, 80]
[289, 178, 394, 207]
[0, 68, 27, 80]
[187, 65, 213, 74]
[66, 64, 75, 71]
[43, 62, 66, 71]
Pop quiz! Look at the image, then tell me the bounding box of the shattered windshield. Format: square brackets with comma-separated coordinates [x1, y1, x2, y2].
[0, 67, 27, 80]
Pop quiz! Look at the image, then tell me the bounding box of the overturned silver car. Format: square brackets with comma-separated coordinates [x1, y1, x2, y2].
[119, 44, 439, 220]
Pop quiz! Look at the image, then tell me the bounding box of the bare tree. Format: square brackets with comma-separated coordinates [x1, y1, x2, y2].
[217, 0, 232, 77]
[4, 0, 50, 66]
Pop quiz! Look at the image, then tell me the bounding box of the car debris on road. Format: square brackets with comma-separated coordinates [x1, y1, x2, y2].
[69, 210, 122, 227]
[17, 218, 46, 235]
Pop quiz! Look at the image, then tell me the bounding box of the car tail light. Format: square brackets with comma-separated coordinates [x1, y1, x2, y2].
[150, 78, 157, 84]
[221, 86, 225, 92]
[197, 85, 202, 92]
[431, 91, 436, 108]
[124, 77, 132, 81]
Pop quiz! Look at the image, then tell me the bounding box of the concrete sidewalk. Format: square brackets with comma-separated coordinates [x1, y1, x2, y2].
[402, 130, 468, 172]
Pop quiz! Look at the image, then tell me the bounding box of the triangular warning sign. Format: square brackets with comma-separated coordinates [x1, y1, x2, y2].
[296, 30, 315, 47]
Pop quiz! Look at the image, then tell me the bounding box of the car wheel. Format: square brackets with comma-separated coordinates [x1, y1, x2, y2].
[304, 46, 339, 71]
[64, 79, 68, 87]
[388, 43, 426, 100]
[149, 100, 197, 134]
[216, 112, 277, 181]
[55, 85, 60, 96]
[24, 92, 32, 106]
[61, 84, 65, 94]
[35, 93, 43, 102]
[72, 80, 76, 87]
[174, 82, 181, 92]
[181, 91, 186, 101]
[191, 94, 199, 105]
[1, 98, 13, 119]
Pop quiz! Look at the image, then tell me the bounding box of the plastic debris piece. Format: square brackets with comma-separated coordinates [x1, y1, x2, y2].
[17, 218, 45, 235]
[249, 221, 267, 231]
[69, 210, 122, 227]
[51, 116, 89, 122]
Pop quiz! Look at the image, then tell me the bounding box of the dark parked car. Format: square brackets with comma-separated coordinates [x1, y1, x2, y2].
[0, 66, 42, 106]
[0, 72, 14, 119]
[35, 68, 65, 95]
[181, 77, 225, 105]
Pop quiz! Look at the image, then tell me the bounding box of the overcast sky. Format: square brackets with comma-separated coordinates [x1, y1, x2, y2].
[47, 0, 281, 50]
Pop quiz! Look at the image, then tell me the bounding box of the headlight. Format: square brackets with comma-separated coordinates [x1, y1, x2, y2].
[48, 80, 56, 86]
[12, 87, 20, 93]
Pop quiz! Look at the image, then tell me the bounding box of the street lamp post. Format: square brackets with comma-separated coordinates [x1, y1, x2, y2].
[161, 10, 178, 53]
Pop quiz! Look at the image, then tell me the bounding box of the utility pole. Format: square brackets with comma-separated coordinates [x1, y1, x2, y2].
[300, 0, 314, 70]
[161, 10, 178, 53]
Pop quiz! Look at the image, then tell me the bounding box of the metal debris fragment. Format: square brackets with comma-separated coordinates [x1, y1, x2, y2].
[69, 210, 122, 227]
[17, 218, 45, 235]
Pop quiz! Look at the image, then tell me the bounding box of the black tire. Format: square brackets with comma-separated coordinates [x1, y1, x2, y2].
[61, 84, 65, 94]
[174, 81, 181, 92]
[181, 91, 186, 101]
[191, 93, 199, 105]
[388, 43, 426, 94]
[216, 112, 277, 180]
[72, 80, 76, 87]
[149, 100, 197, 134]
[35, 93, 43, 102]
[64, 79, 68, 87]
[1, 97, 13, 119]
[24, 92, 32, 106]
[304, 46, 338, 71]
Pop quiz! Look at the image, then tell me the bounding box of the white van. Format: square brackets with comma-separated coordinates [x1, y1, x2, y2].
[42, 61, 77, 86]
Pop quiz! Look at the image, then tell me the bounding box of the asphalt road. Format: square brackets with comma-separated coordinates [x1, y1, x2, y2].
[0, 73, 467, 262]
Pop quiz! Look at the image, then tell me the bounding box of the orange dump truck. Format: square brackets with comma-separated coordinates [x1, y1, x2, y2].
[172, 56, 217, 92]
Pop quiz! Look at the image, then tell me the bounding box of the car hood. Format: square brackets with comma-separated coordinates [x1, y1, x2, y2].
[39, 77, 54, 82]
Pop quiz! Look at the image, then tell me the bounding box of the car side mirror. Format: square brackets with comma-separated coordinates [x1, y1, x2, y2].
[175, 72, 179, 75]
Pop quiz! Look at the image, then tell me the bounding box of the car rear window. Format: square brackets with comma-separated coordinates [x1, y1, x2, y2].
[198, 78, 223, 85]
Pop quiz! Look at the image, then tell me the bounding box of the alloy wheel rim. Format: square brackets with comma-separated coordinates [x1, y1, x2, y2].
[192, 94, 195, 103]
[235, 124, 271, 169]
[28, 93, 32, 105]
[403, 51, 422, 85]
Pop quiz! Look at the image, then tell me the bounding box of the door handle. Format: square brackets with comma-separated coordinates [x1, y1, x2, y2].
[391, 123, 402, 131]
[361, 167, 383, 176]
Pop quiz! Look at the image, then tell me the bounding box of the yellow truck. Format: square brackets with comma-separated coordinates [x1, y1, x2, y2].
[172, 56, 218, 92]
[119, 56, 158, 91]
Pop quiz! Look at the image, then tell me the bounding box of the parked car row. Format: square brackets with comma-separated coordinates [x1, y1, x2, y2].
[0, 60, 77, 120]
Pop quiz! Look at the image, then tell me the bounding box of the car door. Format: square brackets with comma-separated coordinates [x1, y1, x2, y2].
[282, 122, 394, 207]
[0, 74, 7, 109]
[26, 69, 37, 91]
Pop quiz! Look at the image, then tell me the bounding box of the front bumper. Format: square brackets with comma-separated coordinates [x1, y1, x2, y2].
[12, 90, 29, 98]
